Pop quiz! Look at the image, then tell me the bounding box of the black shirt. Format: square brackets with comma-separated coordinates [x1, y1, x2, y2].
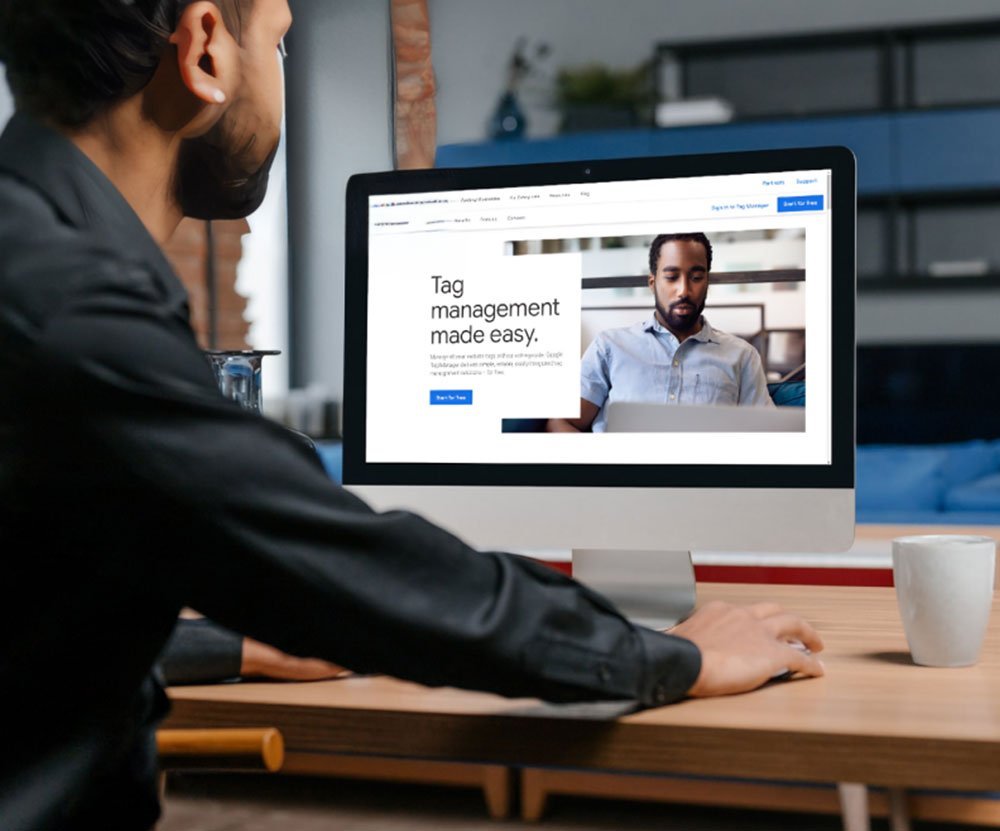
[0, 113, 701, 831]
[158, 617, 243, 685]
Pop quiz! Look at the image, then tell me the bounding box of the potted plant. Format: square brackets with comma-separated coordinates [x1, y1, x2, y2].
[555, 61, 655, 133]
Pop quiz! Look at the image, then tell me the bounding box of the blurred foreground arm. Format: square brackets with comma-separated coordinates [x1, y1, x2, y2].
[39, 285, 699, 707]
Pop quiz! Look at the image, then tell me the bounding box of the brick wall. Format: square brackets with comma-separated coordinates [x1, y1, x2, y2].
[162, 218, 251, 350]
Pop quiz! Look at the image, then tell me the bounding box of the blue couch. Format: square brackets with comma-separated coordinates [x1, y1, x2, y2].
[857, 439, 1000, 525]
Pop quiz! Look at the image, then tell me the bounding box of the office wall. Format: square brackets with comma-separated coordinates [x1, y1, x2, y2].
[284, 0, 393, 395]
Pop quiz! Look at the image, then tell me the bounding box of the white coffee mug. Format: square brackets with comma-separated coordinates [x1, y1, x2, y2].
[892, 535, 996, 667]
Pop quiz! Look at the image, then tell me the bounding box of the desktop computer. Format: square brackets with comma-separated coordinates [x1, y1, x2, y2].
[342, 146, 855, 627]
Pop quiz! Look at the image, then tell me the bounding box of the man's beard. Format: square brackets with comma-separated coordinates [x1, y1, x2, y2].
[174, 125, 278, 220]
[656, 295, 706, 334]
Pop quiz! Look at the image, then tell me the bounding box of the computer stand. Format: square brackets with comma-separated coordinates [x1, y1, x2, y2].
[572, 549, 697, 631]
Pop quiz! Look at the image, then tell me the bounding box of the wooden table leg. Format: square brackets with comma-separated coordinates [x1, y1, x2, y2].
[888, 788, 912, 831]
[838, 782, 871, 831]
[521, 769, 549, 822]
[482, 766, 512, 819]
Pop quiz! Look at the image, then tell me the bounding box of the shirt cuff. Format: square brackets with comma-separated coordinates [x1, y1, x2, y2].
[634, 626, 702, 707]
[157, 618, 244, 685]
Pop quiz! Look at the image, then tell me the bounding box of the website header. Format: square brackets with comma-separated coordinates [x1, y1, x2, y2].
[369, 170, 831, 235]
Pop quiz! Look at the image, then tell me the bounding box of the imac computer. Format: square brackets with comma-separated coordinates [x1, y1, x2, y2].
[343, 146, 855, 628]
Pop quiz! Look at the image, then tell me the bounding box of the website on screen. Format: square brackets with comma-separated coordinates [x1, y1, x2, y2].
[365, 170, 833, 466]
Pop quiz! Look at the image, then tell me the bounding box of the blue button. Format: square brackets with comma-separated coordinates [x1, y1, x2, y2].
[777, 195, 824, 212]
[430, 389, 473, 405]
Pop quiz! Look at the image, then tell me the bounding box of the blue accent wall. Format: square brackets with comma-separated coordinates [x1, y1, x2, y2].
[437, 106, 1000, 198]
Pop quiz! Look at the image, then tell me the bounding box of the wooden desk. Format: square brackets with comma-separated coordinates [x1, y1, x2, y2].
[166, 583, 1000, 823]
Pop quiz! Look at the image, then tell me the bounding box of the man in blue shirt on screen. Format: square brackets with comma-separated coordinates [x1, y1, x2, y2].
[548, 232, 773, 433]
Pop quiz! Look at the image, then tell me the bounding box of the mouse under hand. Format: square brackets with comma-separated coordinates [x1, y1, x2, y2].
[771, 639, 813, 681]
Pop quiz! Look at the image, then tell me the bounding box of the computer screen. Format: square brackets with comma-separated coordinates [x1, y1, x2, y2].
[343, 147, 854, 623]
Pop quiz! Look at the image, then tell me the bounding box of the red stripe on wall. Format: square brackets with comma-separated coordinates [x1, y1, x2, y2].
[534, 559, 893, 587]
[693, 565, 893, 587]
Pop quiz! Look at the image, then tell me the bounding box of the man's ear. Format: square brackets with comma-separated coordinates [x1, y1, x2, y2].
[648, 273, 656, 291]
[169, 1, 240, 108]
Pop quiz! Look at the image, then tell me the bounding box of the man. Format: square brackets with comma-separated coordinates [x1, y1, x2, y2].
[0, 3, 823, 829]
[548, 232, 773, 433]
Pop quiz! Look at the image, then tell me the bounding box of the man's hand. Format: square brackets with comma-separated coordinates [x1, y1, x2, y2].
[668, 601, 825, 697]
[240, 638, 350, 681]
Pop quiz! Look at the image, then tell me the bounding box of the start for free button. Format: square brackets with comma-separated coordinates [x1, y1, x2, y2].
[777, 194, 824, 212]
[430, 389, 473, 405]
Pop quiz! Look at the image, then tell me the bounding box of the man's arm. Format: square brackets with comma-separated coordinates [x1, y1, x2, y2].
[158, 618, 347, 685]
[41, 276, 820, 706]
[158, 618, 242, 685]
[738, 345, 775, 406]
[546, 398, 600, 432]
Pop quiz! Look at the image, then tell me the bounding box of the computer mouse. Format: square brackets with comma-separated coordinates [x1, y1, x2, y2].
[771, 639, 812, 681]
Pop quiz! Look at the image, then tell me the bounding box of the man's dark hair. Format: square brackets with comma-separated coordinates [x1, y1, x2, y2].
[0, 0, 249, 128]
[648, 232, 713, 275]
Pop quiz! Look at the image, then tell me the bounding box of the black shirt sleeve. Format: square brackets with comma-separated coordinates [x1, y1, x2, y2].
[157, 618, 243, 686]
[36, 268, 702, 707]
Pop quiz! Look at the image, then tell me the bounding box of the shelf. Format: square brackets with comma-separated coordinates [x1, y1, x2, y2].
[438, 113, 895, 195]
[860, 188, 1000, 207]
[896, 108, 1000, 192]
[860, 274, 1000, 292]
[438, 105, 1000, 198]
[656, 19, 1000, 116]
